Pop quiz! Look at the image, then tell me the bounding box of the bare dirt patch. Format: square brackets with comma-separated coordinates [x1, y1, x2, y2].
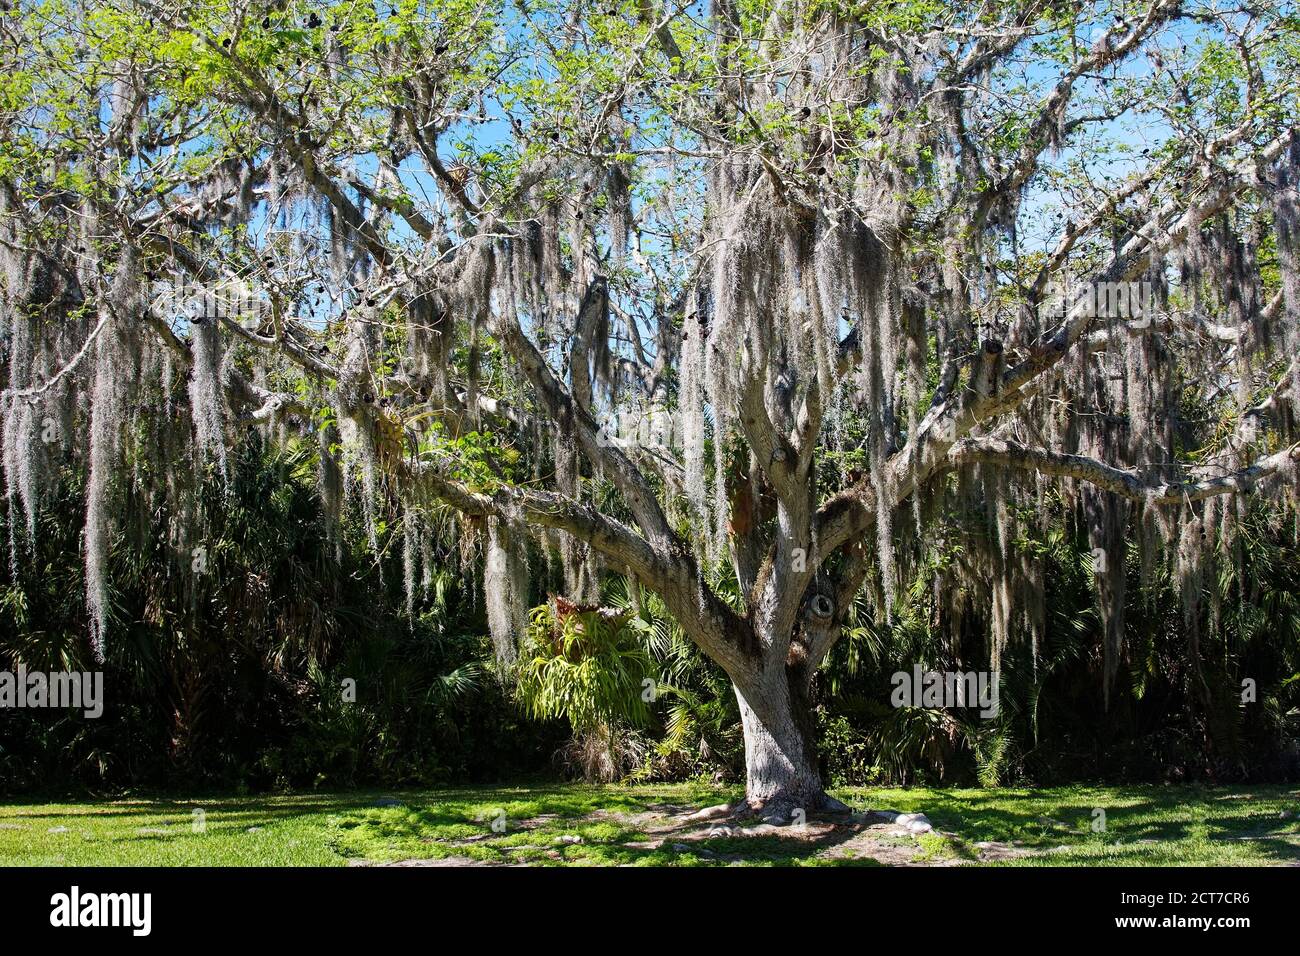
[346, 803, 1038, 866]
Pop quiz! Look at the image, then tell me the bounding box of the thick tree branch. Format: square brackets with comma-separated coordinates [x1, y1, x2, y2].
[949, 437, 1300, 504]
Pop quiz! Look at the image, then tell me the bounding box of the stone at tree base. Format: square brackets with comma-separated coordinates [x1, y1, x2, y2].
[866, 809, 933, 832]
[896, 812, 933, 833]
[820, 794, 854, 815]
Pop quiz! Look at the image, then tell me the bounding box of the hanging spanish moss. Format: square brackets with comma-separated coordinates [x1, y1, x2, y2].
[1274, 136, 1300, 360]
[336, 312, 381, 551]
[187, 313, 227, 480]
[318, 421, 343, 561]
[484, 514, 529, 669]
[84, 310, 121, 663]
[2, 312, 41, 555]
[403, 508, 417, 622]
[606, 163, 631, 267]
[681, 297, 708, 532]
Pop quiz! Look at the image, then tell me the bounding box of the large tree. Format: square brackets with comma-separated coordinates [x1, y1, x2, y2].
[2, 0, 1299, 815]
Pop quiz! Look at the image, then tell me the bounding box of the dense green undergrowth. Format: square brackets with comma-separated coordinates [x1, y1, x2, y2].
[5, 443, 1300, 795]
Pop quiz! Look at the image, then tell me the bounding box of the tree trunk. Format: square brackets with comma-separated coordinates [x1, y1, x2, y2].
[733, 670, 832, 818]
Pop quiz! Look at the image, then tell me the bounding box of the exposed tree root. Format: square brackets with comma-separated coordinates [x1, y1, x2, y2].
[685, 792, 857, 827]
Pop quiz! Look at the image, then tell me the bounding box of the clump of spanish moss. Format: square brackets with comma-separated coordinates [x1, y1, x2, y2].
[84, 311, 122, 663]
[187, 315, 227, 480]
[484, 515, 529, 669]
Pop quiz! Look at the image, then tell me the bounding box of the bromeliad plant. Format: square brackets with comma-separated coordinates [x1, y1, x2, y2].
[514, 597, 656, 781]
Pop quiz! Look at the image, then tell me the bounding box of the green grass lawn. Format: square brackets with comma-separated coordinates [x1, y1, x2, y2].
[2, 782, 1297, 867]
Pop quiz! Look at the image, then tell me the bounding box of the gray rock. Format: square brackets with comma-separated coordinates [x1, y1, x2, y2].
[897, 812, 933, 833]
[821, 794, 855, 815]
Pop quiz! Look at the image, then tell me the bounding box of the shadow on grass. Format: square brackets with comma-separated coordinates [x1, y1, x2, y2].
[6, 782, 1299, 867]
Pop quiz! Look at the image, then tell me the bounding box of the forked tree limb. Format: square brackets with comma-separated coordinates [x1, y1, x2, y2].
[411, 461, 757, 675]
